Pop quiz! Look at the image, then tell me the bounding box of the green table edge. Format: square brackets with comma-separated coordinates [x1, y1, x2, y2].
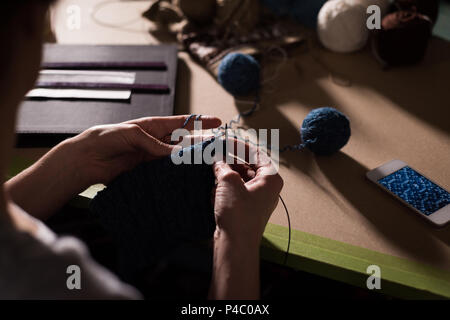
[261, 223, 450, 299]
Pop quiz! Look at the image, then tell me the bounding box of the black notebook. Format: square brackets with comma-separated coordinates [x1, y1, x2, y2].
[16, 44, 178, 147]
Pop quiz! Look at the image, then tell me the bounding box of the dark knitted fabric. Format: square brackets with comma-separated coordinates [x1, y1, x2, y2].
[371, 10, 432, 67]
[90, 140, 216, 281]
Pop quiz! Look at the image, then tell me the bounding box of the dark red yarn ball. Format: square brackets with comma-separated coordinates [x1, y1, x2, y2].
[393, 0, 440, 24]
[371, 10, 432, 67]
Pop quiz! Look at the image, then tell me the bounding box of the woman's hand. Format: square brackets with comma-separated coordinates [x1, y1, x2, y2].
[209, 142, 283, 300]
[213, 150, 283, 248]
[6, 115, 221, 220]
[69, 115, 221, 186]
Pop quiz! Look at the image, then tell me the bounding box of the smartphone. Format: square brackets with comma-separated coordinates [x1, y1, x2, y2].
[366, 160, 450, 227]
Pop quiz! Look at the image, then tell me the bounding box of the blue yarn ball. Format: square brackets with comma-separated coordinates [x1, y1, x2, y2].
[218, 53, 260, 97]
[301, 107, 351, 156]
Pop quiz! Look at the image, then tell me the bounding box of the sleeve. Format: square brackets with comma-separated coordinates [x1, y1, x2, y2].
[0, 228, 142, 300]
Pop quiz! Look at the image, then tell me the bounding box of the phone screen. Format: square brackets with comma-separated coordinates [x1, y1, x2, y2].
[378, 166, 450, 216]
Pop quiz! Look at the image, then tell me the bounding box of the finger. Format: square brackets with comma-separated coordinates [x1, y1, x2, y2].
[162, 133, 215, 145]
[127, 115, 221, 138]
[252, 150, 278, 177]
[230, 138, 277, 177]
[178, 115, 222, 131]
[246, 171, 284, 196]
[222, 137, 273, 173]
[230, 139, 281, 192]
[229, 163, 256, 182]
[213, 160, 245, 187]
[127, 125, 181, 159]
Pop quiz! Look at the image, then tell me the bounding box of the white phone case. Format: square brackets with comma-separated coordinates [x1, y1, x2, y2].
[366, 160, 450, 227]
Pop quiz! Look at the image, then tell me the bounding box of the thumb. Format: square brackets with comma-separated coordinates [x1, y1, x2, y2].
[213, 160, 245, 187]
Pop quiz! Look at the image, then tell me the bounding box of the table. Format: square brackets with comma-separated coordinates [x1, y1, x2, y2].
[12, 0, 450, 298]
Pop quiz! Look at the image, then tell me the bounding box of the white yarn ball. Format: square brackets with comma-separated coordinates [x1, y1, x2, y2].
[317, 0, 369, 53]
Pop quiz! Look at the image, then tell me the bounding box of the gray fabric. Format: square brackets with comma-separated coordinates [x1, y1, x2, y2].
[0, 205, 141, 300]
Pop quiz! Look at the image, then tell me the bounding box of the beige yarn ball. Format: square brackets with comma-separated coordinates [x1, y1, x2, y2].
[317, 0, 369, 53]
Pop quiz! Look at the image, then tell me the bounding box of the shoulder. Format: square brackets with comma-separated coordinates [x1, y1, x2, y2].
[0, 221, 141, 300]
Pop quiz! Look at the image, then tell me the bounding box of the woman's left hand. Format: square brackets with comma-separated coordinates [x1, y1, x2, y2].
[6, 115, 221, 220]
[70, 115, 221, 185]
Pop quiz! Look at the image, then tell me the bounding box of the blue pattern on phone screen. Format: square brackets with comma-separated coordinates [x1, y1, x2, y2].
[378, 167, 450, 216]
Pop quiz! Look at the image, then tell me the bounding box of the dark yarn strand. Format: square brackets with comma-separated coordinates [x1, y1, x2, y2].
[181, 113, 202, 128]
[279, 195, 291, 265]
[210, 90, 260, 139]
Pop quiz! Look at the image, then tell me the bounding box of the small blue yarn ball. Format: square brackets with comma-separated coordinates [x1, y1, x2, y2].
[218, 53, 260, 97]
[301, 107, 351, 156]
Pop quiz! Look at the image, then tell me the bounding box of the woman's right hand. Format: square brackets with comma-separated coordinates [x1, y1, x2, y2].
[212, 148, 283, 248]
[209, 142, 283, 300]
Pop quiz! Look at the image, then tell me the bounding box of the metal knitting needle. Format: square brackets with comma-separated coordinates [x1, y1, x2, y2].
[225, 123, 229, 163]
